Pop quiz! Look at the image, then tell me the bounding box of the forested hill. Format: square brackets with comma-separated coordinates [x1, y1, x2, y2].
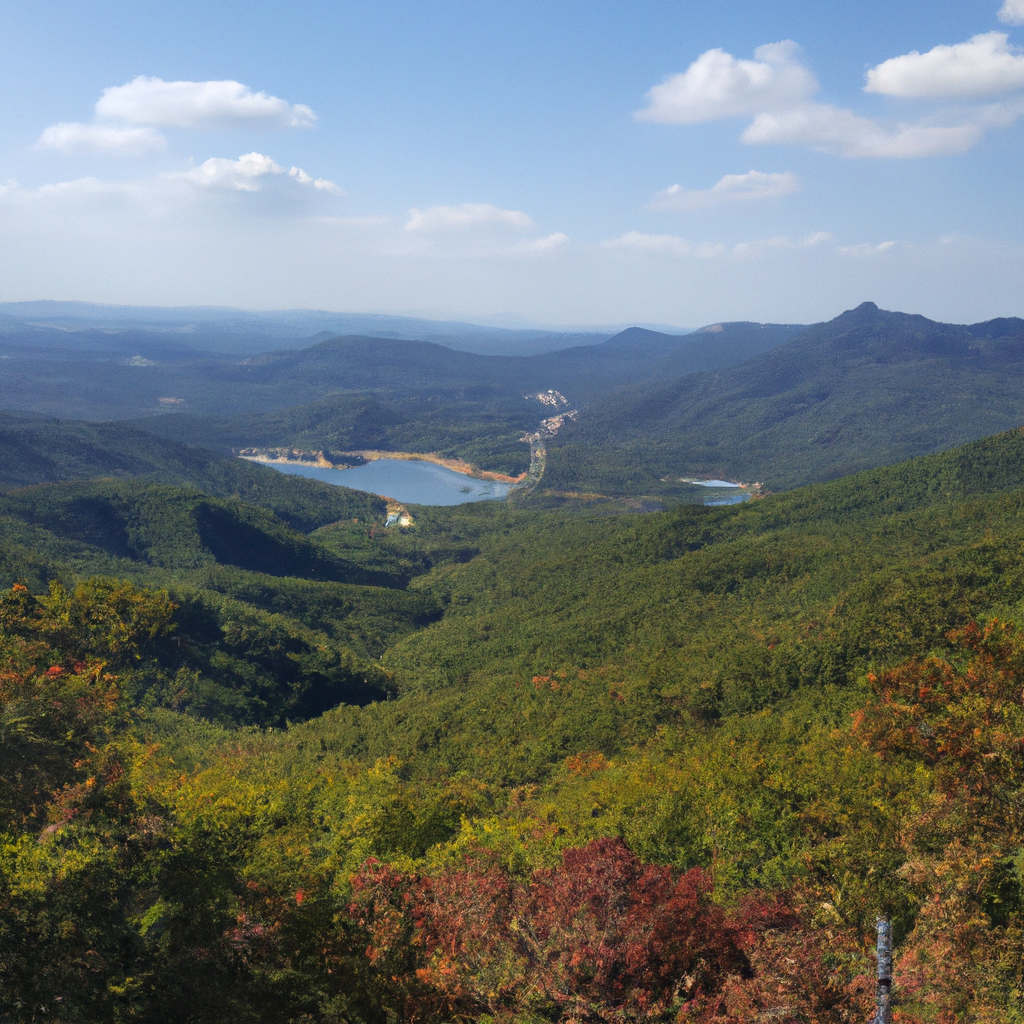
[546, 301, 1024, 495]
[0, 413, 385, 530]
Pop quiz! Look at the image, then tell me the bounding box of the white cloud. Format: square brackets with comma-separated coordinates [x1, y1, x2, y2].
[742, 103, 982, 157]
[865, 32, 1024, 98]
[36, 122, 167, 157]
[397, 208, 566, 259]
[0, 157, 345, 243]
[289, 166, 345, 195]
[405, 203, 535, 233]
[94, 76, 316, 128]
[649, 170, 800, 211]
[175, 152, 285, 191]
[635, 41, 817, 124]
[999, 0, 1024, 25]
[638, 38, 1024, 158]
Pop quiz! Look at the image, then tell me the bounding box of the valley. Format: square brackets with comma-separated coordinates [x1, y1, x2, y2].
[4, 301, 1024, 1022]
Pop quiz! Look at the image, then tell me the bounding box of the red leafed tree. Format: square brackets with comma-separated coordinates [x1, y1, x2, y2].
[512, 839, 750, 1015]
[351, 838, 760, 1022]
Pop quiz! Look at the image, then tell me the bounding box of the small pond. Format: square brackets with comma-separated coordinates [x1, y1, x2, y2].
[256, 458, 512, 506]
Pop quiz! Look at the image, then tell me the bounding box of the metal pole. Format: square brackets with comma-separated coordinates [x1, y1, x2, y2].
[875, 917, 892, 1024]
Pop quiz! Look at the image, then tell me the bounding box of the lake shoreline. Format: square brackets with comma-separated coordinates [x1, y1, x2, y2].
[236, 448, 526, 484]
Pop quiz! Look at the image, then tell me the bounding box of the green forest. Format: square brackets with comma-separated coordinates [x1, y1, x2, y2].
[6, 415, 1024, 1021]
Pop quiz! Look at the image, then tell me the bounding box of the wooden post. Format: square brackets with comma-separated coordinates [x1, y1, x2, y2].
[875, 916, 893, 1024]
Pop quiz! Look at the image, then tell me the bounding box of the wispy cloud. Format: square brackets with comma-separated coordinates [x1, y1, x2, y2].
[731, 232, 833, 257]
[602, 231, 851, 258]
[513, 232, 570, 253]
[289, 167, 345, 195]
[742, 104, 982, 158]
[405, 203, 535, 232]
[603, 232, 725, 257]
[835, 240, 899, 256]
[95, 76, 316, 128]
[0, 153, 344, 217]
[36, 122, 167, 157]
[649, 170, 800, 211]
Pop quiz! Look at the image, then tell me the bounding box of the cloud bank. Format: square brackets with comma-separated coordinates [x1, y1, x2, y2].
[0, 165, 1018, 328]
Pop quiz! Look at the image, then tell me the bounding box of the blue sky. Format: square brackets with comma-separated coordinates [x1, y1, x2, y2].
[1, 0, 1022, 326]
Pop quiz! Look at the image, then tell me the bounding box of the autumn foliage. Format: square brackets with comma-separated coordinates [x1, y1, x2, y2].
[8, 566, 1024, 1023]
[349, 838, 876, 1024]
[854, 620, 1024, 1023]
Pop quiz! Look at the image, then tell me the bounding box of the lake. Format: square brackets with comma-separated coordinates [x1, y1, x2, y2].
[685, 478, 751, 506]
[256, 458, 513, 505]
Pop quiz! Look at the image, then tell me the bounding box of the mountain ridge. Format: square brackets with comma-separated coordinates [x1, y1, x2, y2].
[546, 301, 1024, 495]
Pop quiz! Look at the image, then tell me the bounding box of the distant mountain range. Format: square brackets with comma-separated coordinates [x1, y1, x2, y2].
[0, 311, 801, 425]
[0, 301, 617, 357]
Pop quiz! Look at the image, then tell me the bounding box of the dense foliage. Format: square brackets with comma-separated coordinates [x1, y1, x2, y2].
[6, 425, 1024, 1019]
